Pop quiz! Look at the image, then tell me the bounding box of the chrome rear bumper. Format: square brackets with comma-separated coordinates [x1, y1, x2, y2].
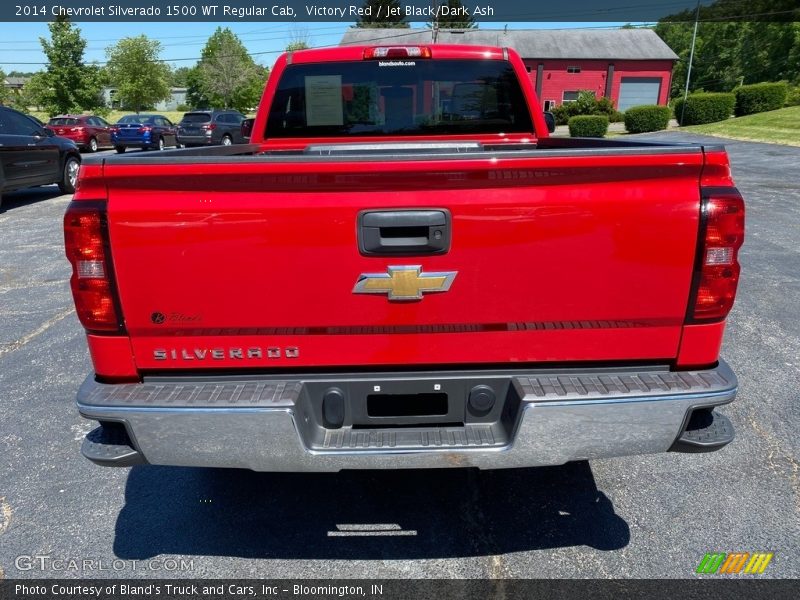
[77, 361, 737, 471]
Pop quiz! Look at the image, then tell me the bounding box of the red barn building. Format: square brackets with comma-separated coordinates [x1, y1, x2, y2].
[340, 28, 678, 112]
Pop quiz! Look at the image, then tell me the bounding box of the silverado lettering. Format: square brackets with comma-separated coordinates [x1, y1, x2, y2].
[65, 44, 744, 471]
[153, 348, 300, 360]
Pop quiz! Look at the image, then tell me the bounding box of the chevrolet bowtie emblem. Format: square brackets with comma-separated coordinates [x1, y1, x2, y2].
[353, 266, 457, 301]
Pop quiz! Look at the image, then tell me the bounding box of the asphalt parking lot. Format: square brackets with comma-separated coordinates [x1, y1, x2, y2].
[0, 132, 798, 579]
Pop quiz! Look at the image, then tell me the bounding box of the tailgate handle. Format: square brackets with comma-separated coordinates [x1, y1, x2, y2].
[359, 210, 451, 255]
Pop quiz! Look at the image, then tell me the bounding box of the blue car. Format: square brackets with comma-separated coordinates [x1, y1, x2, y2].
[111, 114, 178, 153]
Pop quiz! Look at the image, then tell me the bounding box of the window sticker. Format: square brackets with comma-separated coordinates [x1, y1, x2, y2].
[305, 75, 344, 126]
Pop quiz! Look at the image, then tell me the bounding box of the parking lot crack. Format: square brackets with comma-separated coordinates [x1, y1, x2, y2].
[0, 307, 75, 359]
[747, 412, 800, 514]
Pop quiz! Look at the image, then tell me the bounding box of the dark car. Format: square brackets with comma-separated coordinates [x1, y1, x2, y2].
[110, 114, 178, 153]
[177, 110, 246, 147]
[45, 114, 113, 153]
[0, 105, 81, 209]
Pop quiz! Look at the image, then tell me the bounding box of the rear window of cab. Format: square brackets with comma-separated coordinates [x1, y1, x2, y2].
[266, 59, 533, 138]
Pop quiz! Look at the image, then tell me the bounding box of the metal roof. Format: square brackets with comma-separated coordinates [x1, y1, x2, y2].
[339, 28, 678, 61]
[3, 76, 29, 87]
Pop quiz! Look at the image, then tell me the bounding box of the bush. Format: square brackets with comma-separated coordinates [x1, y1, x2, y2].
[786, 86, 800, 107]
[551, 104, 571, 126]
[552, 90, 617, 126]
[674, 93, 735, 125]
[671, 98, 684, 122]
[624, 105, 672, 133]
[176, 103, 190, 112]
[594, 96, 616, 117]
[568, 115, 609, 138]
[609, 110, 625, 123]
[734, 82, 788, 116]
[92, 105, 111, 118]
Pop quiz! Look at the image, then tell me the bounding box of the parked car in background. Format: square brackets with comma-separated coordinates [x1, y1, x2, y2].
[0, 105, 81, 209]
[110, 114, 178, 153]
[177, 109, 246, 146]
[45, 115, 113, 153]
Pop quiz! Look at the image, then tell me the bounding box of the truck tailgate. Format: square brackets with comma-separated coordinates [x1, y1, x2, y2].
[101, 149, 704, 371]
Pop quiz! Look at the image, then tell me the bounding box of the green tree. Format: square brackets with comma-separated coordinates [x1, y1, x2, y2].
[655, 20, 707, 97]
[170, 66, 192, 87]
[740, 22, 799, 84]
[655, 1, 800, 97]
[355, 0, 409, 28]
[0, 69, 9, 105]
[789, 23, 800, 83]
[105, 35, 171, 113]
[427, 1, 477, 29]
[286, 25, 311, 51]
[12, 72, 50, 112]
[195, 28, 267, 111]
[657, 21, 800, 95]
[286, 41, 310, 51]
[38, 16, 105, 115]
[185, 66, 207, 109]
[690, 22, 743, 92]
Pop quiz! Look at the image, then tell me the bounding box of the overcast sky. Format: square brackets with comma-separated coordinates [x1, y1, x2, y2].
[0, 21, 634, 72]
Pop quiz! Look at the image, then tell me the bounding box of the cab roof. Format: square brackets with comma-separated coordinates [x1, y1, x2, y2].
[284, 44, 508, 65]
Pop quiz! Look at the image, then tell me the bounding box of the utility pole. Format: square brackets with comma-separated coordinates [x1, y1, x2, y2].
[432, 0, 439, 43]
[680, 0, 701, 125]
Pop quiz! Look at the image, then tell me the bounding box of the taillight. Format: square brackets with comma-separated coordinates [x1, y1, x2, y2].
[364, 46, 432, 59]
[202, 123, 216, 130]
[110, 126, 119, 134]
[64, 202, 124, 334]
[139, 126, 152, 133]
[688, 188, 745, 322]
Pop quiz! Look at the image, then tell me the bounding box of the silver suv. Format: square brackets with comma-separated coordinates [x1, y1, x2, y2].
[176, 109, 246, 147]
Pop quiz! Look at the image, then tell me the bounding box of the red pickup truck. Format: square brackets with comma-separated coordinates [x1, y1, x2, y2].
[65, 45, 744, 471]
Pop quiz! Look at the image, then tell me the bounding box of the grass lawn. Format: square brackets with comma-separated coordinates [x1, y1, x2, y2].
[684, 105, 800, 146]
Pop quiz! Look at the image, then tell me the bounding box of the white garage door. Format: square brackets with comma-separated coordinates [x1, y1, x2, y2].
[618, 77, 662, 111]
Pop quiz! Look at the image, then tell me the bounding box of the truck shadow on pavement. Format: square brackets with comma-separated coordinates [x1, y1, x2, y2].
[113, 461, 629, 560]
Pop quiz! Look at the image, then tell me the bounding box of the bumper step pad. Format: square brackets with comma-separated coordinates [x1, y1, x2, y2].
[670, 408, 735, 453]
[81, 424, 145, 467]
[322, 424, 498, 450]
